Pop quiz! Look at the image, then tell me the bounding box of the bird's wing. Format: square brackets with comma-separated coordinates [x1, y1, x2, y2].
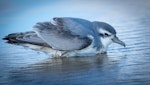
[3, 31, 50, 47]
[53, 17, 95, 37]
[53, 17, 103, 50]
[33, 20, 92, 51]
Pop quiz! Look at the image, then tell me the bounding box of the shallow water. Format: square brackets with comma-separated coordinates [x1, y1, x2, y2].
[1, 1, 150, 85]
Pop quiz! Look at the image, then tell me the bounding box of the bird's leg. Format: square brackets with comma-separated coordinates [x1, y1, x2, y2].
[60, 51, 76, 57]
[51, 51, 60, 57]
[55, 51, 58, 57]
[98, 51, 107, 55]
[60, 51, 69, 57]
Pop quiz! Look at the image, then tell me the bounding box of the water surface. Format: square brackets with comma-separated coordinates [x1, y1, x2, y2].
[0, 0, 150, 85]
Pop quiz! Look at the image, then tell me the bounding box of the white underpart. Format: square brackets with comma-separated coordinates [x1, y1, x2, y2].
[21, 34, 99, 57]
[22, 29, 113, 57]
[22, 41, 98, 57]
[22, 44, 63, 57]
[100, 37, 113, 52]
[99, 28, 113, 52]
[66, 35, 99, 57]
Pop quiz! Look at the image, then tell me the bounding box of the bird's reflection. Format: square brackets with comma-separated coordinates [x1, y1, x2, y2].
[8, 53, 123, 84]
[8, 54, 109, 74]
[26, 54, 109, 73]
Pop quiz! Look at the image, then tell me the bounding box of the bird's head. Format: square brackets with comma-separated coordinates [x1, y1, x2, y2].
[94, 21, 125, 51]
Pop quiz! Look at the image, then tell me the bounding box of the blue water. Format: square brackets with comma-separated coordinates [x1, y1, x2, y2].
[0, 0, 150, 85]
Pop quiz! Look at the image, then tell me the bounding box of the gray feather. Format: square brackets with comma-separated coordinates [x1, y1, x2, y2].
[93, 21, 116, 34]
[53, 17, 103, 50]
[33, 21, 92, 51]
[53, 17, 95, 37]
[3, 31, 50, 47]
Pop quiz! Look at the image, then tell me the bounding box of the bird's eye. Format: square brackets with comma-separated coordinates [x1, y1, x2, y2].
[104, 33, 110, 36]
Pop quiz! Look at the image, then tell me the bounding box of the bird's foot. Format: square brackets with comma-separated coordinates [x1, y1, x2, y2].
[60, 51, 76, 57]
[96, 52, 107, 56]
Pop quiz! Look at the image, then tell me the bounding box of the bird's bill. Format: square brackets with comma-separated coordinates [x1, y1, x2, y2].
[112, 36, 126, 47]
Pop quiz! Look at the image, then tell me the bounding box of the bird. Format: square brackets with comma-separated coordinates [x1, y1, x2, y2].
[3, 17, 125, 57]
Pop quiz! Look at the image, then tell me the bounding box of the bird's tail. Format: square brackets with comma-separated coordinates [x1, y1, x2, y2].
[3, 32, 28, 44]
[3, 31, 50, 47]
[3, 31, 62, 56]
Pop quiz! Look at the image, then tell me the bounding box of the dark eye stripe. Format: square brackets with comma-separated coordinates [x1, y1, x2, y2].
[99, 33, 103, 36]
[104, 33, 110, 36]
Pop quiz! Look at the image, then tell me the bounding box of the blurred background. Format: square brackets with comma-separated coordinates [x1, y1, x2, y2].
[0, 0, 150, 85]
[1, 0, 149, 36]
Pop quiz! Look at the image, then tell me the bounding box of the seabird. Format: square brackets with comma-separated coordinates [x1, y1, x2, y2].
[3, 17, 125, 57]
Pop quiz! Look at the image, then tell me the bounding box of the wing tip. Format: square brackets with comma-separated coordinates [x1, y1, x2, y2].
[32, 22, 56, 32]
[3, 33, 18, 44]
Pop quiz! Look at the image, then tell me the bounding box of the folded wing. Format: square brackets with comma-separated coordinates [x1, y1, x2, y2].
[53, 17, 102, 50]
[33, 19, 92, 51]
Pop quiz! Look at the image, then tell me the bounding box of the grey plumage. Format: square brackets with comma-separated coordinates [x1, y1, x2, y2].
[3, 17, 125, 57]
[56, 18, 102, 50]
[33, 17, 102, 50]
[33, 20, 92, 51]
[93, 21, 116, 34]
[3, 31, 50, 47]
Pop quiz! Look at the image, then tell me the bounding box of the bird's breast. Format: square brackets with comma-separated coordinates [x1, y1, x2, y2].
[100, 37, 113, 52]
[74, 39, 99, 55]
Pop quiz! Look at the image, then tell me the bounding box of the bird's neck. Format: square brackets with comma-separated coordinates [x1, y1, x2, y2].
[100, 37, 112, 52]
